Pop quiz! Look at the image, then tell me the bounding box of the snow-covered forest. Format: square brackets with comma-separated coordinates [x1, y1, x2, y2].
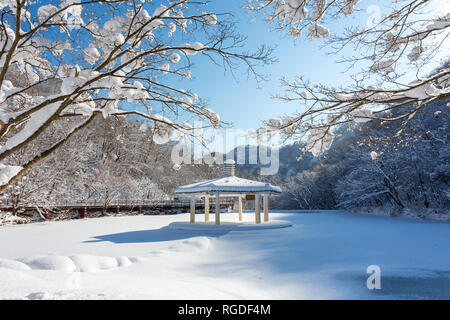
[5, 86, 447, 222]
[271, 96, 449, 219]
[0, 0, 448, 223]
[1, 115, 223, 220]
[0, 0, 270, 196]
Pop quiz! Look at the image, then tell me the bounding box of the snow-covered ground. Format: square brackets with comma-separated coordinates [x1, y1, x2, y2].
[0, 211, 449, 300]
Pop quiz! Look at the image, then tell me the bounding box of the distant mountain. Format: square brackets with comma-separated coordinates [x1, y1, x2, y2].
[216, 142, 318, 179]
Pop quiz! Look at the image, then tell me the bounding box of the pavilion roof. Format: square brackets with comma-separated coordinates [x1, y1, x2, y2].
[174, 176, 282, 195]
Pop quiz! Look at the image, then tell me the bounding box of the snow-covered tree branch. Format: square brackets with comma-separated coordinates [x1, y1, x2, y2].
[0, 0, 273, 192]
[250, 0, 449, 155]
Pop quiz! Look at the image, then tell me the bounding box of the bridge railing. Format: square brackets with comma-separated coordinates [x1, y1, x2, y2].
[0, 199, 235, 209]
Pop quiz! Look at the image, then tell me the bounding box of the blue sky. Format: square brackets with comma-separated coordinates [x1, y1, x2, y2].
[17, 0, 446, 153]
[174, 0, 447, 137]
[26, 0, 446, 135]
[177, 1, 370, 132]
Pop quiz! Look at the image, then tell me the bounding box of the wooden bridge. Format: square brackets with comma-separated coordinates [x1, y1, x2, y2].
[0, 199, 235, 218]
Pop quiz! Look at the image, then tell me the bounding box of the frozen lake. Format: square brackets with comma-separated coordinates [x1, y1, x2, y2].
[0, 211, 449, 299]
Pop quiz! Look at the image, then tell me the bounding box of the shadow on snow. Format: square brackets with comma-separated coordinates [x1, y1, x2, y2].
[84, 226, 230, 244]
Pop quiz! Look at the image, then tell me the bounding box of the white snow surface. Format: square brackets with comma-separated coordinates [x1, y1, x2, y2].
[0, 211, 449, 300]
[0, 163, 22, 186]
[175, 176, 282, 194]
[169, 220, 292, 231]
[0, 102, 60, 153]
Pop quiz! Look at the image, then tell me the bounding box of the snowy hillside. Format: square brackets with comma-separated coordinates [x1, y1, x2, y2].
[0, 211, 449, 299]
[209, 143, 318, 179]
[234, 143, 317, 179]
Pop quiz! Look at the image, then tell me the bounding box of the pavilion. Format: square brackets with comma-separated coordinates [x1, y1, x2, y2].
[174, 160, 282, 225]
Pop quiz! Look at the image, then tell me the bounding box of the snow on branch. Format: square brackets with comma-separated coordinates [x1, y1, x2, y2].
[253, 0, 450, 155]
[0, 0, 273, 190]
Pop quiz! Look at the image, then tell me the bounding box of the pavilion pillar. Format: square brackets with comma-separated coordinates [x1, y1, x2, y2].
[263, 193, 269, 222]
[238, 195, 243, 221]
[190, 196, 195, 224]
[255, 194, 261, 224]
[215, 192, 220, 225]
[204, 195, 210, 222]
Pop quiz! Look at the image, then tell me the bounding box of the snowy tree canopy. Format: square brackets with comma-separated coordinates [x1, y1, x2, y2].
[251, 0, 449, 155]
[0, 0, 272, 191]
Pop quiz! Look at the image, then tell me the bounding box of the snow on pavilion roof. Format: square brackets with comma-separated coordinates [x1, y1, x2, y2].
[175, 176, 282, 195]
